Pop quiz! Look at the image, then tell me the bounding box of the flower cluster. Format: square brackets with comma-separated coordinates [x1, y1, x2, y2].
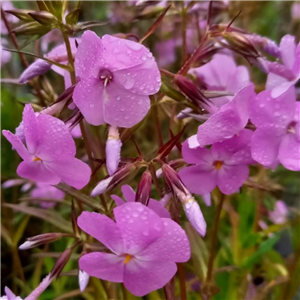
[1, 1, 299, 298]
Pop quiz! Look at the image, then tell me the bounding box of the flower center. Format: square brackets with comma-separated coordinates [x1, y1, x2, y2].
[287, 121, 297, 134]
[124, 254, 132, 264]
[99, 68, 113, 87]
[33, 156, 42, 162]
[214, 160, 223, 170]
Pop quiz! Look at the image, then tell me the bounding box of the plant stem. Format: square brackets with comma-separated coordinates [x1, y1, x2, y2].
[151, 95, 164, 148]
[206, 193, 225, 284]
[177, 263, 187, 300]
[181, 3, 187, 65]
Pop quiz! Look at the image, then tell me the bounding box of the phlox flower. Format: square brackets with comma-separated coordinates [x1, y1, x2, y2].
[189, 84, 255, 148]
[78, 202, 190, 296]
[189, 54, 250, 107]
[250, 87, 300, 171]
[179, 129, 254, 195]
[111, 184, 171, 218]
[2, 104, 91, 189]
[73, 30, 161, 127]
[269, 200, 289, 224]
[266, 35, 300, 98]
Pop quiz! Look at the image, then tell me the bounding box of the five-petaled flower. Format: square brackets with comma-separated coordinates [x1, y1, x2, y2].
[78, 202, 190, 297]
[2, 104, 91, 189]
[179, 129, 254, 195]
[73, 30, 161, 127]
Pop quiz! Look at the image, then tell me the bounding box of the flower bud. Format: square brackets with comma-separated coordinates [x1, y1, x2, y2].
[160, 192, 172, 206]
[28, 11, 57, 26]
[91, 177, 113, 197]
[135, 170, 152, 205]
[162, 163, 207, 236]
[13, 21, 50, 36]
[2, 179, 26, 189]
[19, 59, 52, 84]
[19, 233, 67, 250]
[5, 9, 36, 22]
[50, 247, 73, 279]
[106, 126, 122, 176]
[78, 270, 90, 292]
[265, 61, 295, 80]
[24, 274, 53, 300]
[202, 193, 211, 207]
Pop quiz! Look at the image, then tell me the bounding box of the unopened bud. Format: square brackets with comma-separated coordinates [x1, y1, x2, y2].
[5, 9, 36, 22]
[91, 177, 113, 197]
[135, 170, 152, 205]
[106, 126, 122, 176]
[28, 11, 57, 26]
[50, 247, 73, 279]
[19, 59, 52, 84]
[78, 270, 90, 292]
[19, 233, 66, 250]
[160, 192, 172, 206]
[13, 21, 50, 36]
[2, 179, 26, 189]
[24, 274, 53, 300]
[174, 75, 213, 113]
[202, 193, 211, 207]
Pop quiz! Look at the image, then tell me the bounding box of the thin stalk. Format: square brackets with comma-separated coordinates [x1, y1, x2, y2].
[206, 193, 225, 285]
[151, 95, 164, 148]
[181, 3, 187, 65]
[177, 263, 187, 300]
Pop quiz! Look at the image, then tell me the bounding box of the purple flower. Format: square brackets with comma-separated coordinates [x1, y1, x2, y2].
[250, 87, 300, 171]
[189, 84, 255, 148]
[73, 30, 161, 127]
[179, 129, 254, 195]
[266, 35, 300, 98]
[111, 184, 171, 218]
[30, 183, 65, 209]
[106, 126, 122, 175]
[2, 104, 91, 189]
[269, 200, 288, 224]
[78, 202, 190, 296]
[190, 54, 250, 107]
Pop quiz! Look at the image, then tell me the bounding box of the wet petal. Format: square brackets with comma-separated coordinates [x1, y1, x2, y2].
[266, 72, 290, 93]
[114, 202, 164, 255]
[77, 211, 124, 253]
[106, 127, 122, 176]
[251, 125, 284, 167]
[278, 134, 300, 171]
[73, 78, 105, 126]
[121, 185, 135, 202]
[17, 161, 60, 185]
[104, 84, 150, 128]
[182, 139, 214, 164]
[227, 65, 250, 93]
[179, 165, 217, 196]
[35, 113, 76, 161]
[147, 199, 171, 218]
[111, 194, 126, 206]
[280, 35, 296, 70]
[251, 87, 296, 128]
[2, 130, 31, 161]
[22, 104, 39, 155]
[79, 252, 124, 282]
[196, 84, 255, 146]
[19, 59, 52, 83]
[217, 165, 249, 195]
[45, 158, 91, 190]
[124, 258, 177, 297]
[74, 30, 102, 79]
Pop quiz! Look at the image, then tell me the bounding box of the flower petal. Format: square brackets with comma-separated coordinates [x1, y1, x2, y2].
[77, 211, 124, 254]
[217, 165, 249, 195]
[251, 87, 296, 127]
[278, 134, 300, 171]
[2, 130, 31, 161]
[137, 218, 190, 262]
[45, 158, 91, 190]
[111, 194, 125, 206]
[196, 84, 255, 146]
[182, 139, 213, 164]
[104, 84, 150, 128]
[280, 35, 296, 70]
[124, 259, 177, 297]
[75, 30, 102, 79]
[17, 161, 60, 185]
[251, 126, 284, 167]
[179, 166, 217, 195]
[114, 202, 164, 255]
[23, 104, 39, 155]
[148, 199, 171, 218]
[79, 252, 124, 282]
[121, 185, 135, 202]
[73, 78, 105, 126]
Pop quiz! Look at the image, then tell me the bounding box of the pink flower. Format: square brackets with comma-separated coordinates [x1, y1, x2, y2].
[30, 183, 65, 209]
[190, 54, 250, 106]
[73, 30, 161, 127]
[111, 184, 171, 218]
[78, 202, 190, 296]
[251, 87, 300, 171]
[106, 126, 122, 175]
[2, 104, 91, 189]
[269, 201, 288, 224]
[179, 129, 254, 195]
[189, 84, 255, 148]
[266, 35, 300, 98]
